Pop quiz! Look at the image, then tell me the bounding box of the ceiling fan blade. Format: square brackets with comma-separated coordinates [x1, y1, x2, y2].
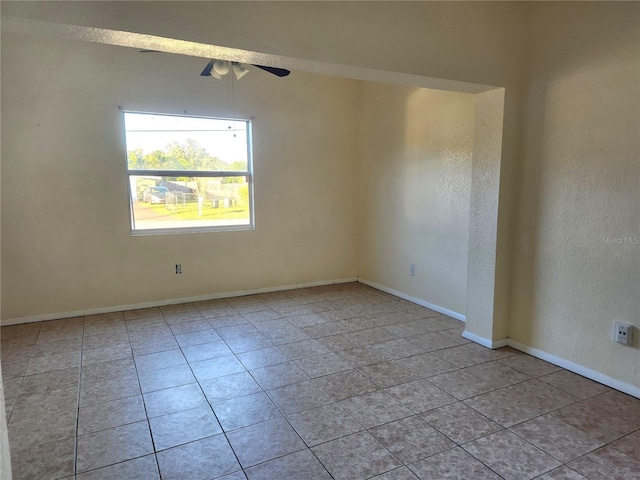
[139, 49, 160, 53]
[252, 65, 291, 77]
[200, 59, 215, 77]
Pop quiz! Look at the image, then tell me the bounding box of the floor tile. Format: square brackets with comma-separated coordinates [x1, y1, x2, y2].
[78, 394, 147, 434]
[568, 445, 640, 480]
[149, 405, 222, 451]
[266, 379, 334, 414]
[407, 332, 466, 352]
[181, 341, 233, 364]
[76, 454, 160, 480]
[11, 385, 78, 420]
[510, 414, 604, 462]
[278, 339, 331, 359]
[137, 364, 196, 393]
[81, 343, 133, 366]
[217, 324, 262, 340]
[419, 368, 492, 400]
[8, 408, 78, 450]
[311, 431, 401, 480]
[227, 417, 306, 467]
[249, 361, 310, 390]
[10, 437, 75, 480]
[17, 366, 79, 396]
[143, 383, 207, 418]
[25, 351, 81, 375]
[168, 319, 211, 335]
[369, 466, 420, 480]
[200, 371, 262, 404]
[245, 449, 332, 480]
[81, 358, 136, 384]
[340, 344, 390, 367]
[287, 402, 364, 446]
[408, 447, 502, 480]
[236, 346, 289, 370]
[314, 369, 379, 400]
[539, 370, 611, 399]
[421, 402, 503, 444]
[213, 391, 282, 431]
[465, 379, 578, 427]
[551, 400, 636, 443]
[497, 353, 561, 377]
[385, 379, 457, 414]
[462, 430, 561, 480]
[358, 361, 423, 388]
[156, 434, 241, 479]
[338, 390, 413, 429]
[583, 390, 640, 424]
[76, 420, 153, 473]
[134, 349, 186, 372]
[295, 352, 353, 377]
[130, 336, 180, 356]
[174, 329, 223, 348]
[31, 338, 83, 357]
[369, 415, 455, 463]
[4, 286, 637, 480]
[189, 355, 246, 382]
[534, 466, 589, 479]
[610, 430, 640, 461]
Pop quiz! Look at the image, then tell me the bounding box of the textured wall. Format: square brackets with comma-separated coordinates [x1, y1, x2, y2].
[1, 32, 359, 320]
[511, 3, 640, 387]
[465, 89, 506, 342]
[357, 83, 476, 315]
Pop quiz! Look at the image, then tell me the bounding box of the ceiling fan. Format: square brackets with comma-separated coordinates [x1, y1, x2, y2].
[200, 59, 290, 79]
[138, 50, 290, 79]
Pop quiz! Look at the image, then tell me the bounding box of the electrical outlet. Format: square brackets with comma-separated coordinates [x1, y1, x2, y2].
[175, 264, 182, 274]
[614, 322, 632, 345]
[409, 264, 415, 277]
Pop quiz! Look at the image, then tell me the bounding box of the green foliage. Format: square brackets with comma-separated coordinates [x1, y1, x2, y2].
[128, 138, 230, 172]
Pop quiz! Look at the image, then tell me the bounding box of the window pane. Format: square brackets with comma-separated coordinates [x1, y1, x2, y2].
[130, 175, 251, 231]
[124, 113, 248, 172]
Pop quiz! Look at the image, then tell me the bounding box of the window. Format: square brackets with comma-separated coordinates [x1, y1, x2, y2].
[124, 112, 253, 234]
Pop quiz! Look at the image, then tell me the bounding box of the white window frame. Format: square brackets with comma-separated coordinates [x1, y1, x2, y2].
[124, 111, 254, 235]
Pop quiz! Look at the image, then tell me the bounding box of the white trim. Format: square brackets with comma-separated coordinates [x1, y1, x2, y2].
[357, 278, 466, 321]
[0, 277, 358, 326]
[460, 331, 640, 399]
[462, 330, 508, 349]
[507, 339, 640, 399]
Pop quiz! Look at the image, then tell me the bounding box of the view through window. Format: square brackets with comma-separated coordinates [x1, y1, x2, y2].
[124, 112, 253, 233]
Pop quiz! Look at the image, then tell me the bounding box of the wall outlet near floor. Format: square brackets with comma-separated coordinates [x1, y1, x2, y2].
[409, 264, 415, 277]
[175, 264, 182, 274]
[613, 322, 632, 345]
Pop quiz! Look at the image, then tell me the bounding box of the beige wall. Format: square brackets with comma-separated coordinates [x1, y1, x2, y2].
[0, 32, 359, 319]
[511, 2, 640, 387]
[357, 83, 476, 316]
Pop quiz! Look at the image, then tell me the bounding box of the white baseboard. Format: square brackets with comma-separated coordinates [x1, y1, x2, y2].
[0, 277, 359, 326]
[357, 278, 466, 322]
[507, 339, 640, 399]
[462, 330, 508, 349]
[462, 331, 640, 399]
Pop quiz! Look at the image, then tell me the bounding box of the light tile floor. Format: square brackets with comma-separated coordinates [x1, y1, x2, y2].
[2, 283, 639, 479]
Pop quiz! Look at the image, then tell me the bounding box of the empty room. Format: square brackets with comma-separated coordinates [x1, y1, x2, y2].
[1, 2, 638, 480]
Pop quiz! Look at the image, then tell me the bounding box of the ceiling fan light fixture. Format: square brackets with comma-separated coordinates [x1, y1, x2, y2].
[213, 60, 230, 76]
[232, 63, 250, 80]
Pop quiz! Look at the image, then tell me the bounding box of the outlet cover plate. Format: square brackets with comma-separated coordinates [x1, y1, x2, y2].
[614, 322, 633, 345]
